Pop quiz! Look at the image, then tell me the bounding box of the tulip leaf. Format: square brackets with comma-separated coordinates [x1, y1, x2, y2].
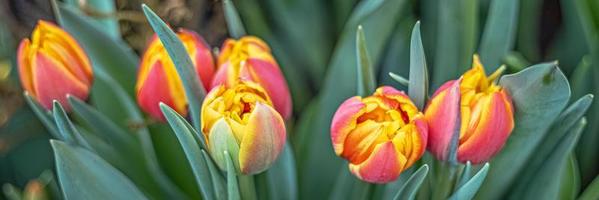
[579, 174, 599, 200]
[2, 183, 22, 200]
[160, 103, 215, 200]
[508, 95, 592, 199]
[51, 140, 147, 199]
[558, 155, 581, 200]
[201, 150, 227, 200]
[23, 93, 61, 139]
[378, 15, 415, 89]
[478, 0, 519, 70]
[389, 72, 410, 87]
[223, 0, 247, 38]
[478, 63, 571, 199]
[301, 0, 408, 196]
[431, 0, 477, 88]
[264, 144, 298, 200]
[225, 151, 241, 200]
[392, 164, 429, 200]
[356, 25, 376, 96]
[143, 4, 206, 132]
[456, 162, 472, 189]
[209, 119, 241, 171]
[55, 4, 138, 95]
[408, 21, 428, 110]
[52, 101, 92, 149]
[448, 163, 489, 200]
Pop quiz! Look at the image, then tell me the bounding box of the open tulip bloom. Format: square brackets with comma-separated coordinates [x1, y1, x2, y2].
[9, 2, 598, 200]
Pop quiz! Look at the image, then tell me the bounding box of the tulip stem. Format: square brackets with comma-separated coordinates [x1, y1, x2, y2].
[431, 160, 457, 200]
[238, 175, 257, 200]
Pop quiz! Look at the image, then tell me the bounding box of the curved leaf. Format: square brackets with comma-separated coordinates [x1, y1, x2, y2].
[448, 163, 490, 200]
[408, 21, 428, 110]
[223, 0, 247, 38]
[393, 164, 429, 200]
[478, 0, 520, 70]
[226, 151, 241, 200]
[356, 25, 376, 96]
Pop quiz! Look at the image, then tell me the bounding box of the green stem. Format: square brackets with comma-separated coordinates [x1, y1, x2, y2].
[431, 160, 457, 200]
[238, 175, 257, 200]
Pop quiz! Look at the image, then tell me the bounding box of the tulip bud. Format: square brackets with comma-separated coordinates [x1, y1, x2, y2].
[201, 81, 286, 175]
[136, 29, 215, 121]
[18, 20, 93, 111]
[424, 55, 514, 164]
[330, 86, 428, 183]
[212, 36, 292, 119]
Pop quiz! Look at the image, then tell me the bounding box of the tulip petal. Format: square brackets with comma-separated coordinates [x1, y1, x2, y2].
[33, 51, 89, 111]
[238, 102, 286, 174]
[425, 80, 461, 161]
[210, 63, 229, 89]
[18, 39, 34, 95]
[457, 91, 514, 164]
[178, 29, 215, 87]
[330, 96, 365, 155]
[243, 58, 292, 119]
[349, 142, 405, 183]
[137, 62, 178, 121]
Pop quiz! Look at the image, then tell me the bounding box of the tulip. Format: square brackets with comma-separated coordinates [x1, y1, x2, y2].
[136, 29, 215, 121]
[212, 36, 292, 119]
[18, 20, 93, 111]
[330, 86, 428, 183]
[424, 55, 514, 164]
[201, 81, 286, 175]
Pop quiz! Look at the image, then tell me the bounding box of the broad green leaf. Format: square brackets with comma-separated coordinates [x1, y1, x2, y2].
[51, 140, 146, 199]
[478, 63, 571, 199]
[143, 4, 206, 132]
[558, 155, 581, 200]
[300, 0, 408, 197]
[160, 103, 214, 200]
[456, 162, 472, 189]
[201, 151, 227, 200]
[448, 163, 489, 200]
[55, 4, 138, 95]
[579, 174, 599, 200]
[393, 164, 429, 200]
[478, 0, 519, 70]
[225, 151, 241, 200]
[264, 144, 298, 200]
[52, 101, 91, 149]
[23, 93, 60, 139]
[509, 94, 591, 200]
[356, 25, 376, 96]
[223, 0, 247, 38]
[515, 0, 542, 61]
[431, 0, 477, 88]
[408, 21, 428, 110]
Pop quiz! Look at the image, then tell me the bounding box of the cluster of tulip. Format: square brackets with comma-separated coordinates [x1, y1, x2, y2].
[18, 20, 291, 175]
[331, 56, 514, 183]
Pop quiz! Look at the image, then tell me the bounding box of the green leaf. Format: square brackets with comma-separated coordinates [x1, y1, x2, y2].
[478, 0, 519, 70]
[378, 16, 416, 89]
[55, 4, 138, 95]
[408, 21, 429, 110]
[448, 163, 489, 200]
[51, 140, 146, 199]
[223, 0, 247, 38]
[225, 151, 241, 200]
[142, 4, 206, 131]
[208, 119, 240, 171]
[2, 183, 22, 200]
[300, 0, 408, 197]
[160, 103, 214, 199]
[579, 173, 599, 200]
[478, 63, 571, 199]
[201, 151, 227, 200]
[558, 155, 581, 200]
[23, 93, 60, 139]
[356, 25, 376, 96]
[393, 164, 429, 200]
[52, 101, 92, 149]
[431, 0, 477, 88]
[456, 162, 472, 189]
[509, 95, 592, 199]
[264, 144, 298, 200]
[389, 72, 410, 87]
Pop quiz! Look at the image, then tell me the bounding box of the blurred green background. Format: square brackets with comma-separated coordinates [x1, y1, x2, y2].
[0, 0, 598, 199]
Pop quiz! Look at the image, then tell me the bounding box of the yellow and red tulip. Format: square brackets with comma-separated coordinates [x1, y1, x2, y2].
[424, 55, 514, 164]
[136, 29, 215, 121]
[201, 81, 286, 175]
[330, 86, 428, 183]
[212, 36, 292, 119]
[18, 20, 93, 111]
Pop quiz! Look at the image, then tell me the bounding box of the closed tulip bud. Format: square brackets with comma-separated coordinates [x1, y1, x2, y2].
[330, 86, 428, 183]
[136, 29, 215, 121]
[425, 55, 514, 164]
[18, 20, 93, 111]
[201, 81, 286, 175]
[212, 36, 292, 119]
